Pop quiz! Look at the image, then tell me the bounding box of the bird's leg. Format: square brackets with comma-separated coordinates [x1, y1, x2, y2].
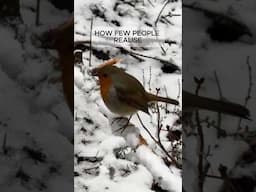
[120, 115, 132, 134]
[113, 115, 132, 134]
[111, 116, 127, 125]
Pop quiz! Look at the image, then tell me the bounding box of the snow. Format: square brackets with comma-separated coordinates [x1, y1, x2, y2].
[136, 145, 182, 192]
[3, 0, 255, 191]
[75, 0, 182, 191]
[0, 1, 73, 191]
[76, 164, 153, 192]
[183, 0, 256, 191]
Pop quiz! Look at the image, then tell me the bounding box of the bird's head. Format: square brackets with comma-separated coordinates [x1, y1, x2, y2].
[90, 58, 123, 79]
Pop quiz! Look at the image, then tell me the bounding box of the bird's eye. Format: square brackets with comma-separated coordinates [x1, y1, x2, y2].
[103, 73, 108, 77]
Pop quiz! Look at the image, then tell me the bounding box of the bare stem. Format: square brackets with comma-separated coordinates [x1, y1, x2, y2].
[214, 71, 223, 137]
[195, 78, 205, 192]
[155, 0, 170, 26]
[89, 17, 93, 67]
[136, 113, 180, 168]
[238, 56, 253, 129]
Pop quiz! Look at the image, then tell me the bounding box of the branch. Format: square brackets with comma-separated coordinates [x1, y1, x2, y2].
[194, 77, 205, 192]
[155, 0, 171, 26]
[244, 56, 253, 106]
[74, 41, 180, 72]
[109, 115, 181, 191]
[117, 47, 180, 72]
[89, 17, 93, 66]
[238, 56, 253, 129]
[214, 71, 224, 137]
[136, 113, 180, 168]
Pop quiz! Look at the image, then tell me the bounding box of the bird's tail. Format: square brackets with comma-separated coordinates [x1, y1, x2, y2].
[184, 92, 250, 119]
[147, 93, 179, 105]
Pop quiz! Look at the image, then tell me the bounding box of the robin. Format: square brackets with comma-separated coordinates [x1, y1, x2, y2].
[91, 58, 250, 119]
[90, 58, 179, 116]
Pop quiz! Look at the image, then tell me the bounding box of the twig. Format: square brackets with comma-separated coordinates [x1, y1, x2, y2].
[163, 86, 169, 112]
[112, 115, 133, 133]
[155, 94, 175, 165]
[89, 17, 94, 67]
[147, 0, 155, 7]
[155, 0, 170, 26]
[164, 12, 181, 18]
[136, 113, 180, 168]
[35, 0, 41, 26]
[238, 56, 253, 129]
[154, 0, 171, 58]
[244, 56, 253, 106]
[214, 71, 223, 98]
[199, 117, 225, 135]
[194, 77, 205, 192]
[118, 47, 180, 71]
[148, 66, 152, 91]
[205, 174, 223, 180]
[136, 113, 159, 145]
[156, 90, 162, 142]
[173, 79, 182, 113]
[214, 71, 223, 137]
[84, 166, 99, 171]
[177, 79, 181, 99]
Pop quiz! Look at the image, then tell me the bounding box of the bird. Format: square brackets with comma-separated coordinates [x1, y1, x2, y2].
[90, 58, 179, 116]
[183, 91, 250, 119]
[91, 58, 250, 119]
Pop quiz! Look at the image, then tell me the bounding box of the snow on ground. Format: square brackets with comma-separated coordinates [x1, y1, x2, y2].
[75, 0, 182, 191]
[0, 1, 73, 191]
[183, 0, 256, 192]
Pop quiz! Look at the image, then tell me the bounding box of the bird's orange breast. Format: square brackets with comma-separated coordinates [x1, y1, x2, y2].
[99, 76, 112, 101]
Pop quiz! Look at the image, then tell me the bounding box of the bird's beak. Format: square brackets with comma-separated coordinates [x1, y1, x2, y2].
[90, 68, 99, 76]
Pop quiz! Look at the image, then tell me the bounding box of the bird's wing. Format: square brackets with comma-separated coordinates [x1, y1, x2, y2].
[112, 71, 145, 93]
[111, 69, 150, 114]
[115, 86, 149, 114]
